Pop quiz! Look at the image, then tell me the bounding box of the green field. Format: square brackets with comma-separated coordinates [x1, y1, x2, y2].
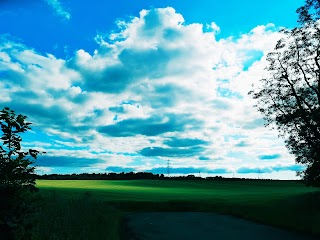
[34, 179, 320, 240]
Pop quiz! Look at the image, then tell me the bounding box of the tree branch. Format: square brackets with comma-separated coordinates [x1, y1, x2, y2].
[315, 48, 320, 104]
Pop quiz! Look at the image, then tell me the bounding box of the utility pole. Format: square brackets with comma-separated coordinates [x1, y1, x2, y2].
[167, 159, 170, 177]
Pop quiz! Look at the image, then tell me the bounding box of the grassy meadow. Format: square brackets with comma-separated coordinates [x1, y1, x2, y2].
[33, 179, 320, 240]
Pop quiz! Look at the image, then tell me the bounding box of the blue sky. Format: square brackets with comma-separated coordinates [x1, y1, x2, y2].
[0, 0, 306, 179]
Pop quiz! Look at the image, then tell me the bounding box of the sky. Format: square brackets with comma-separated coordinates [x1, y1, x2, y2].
[0, 0, 307, 179]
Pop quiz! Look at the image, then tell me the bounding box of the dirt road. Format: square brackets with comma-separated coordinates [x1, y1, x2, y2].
[121, 212, 317, 240]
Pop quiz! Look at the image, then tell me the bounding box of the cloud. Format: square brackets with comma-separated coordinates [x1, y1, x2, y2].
[208, 22, 220, 34]
[236, 167, 272, 174]
[211, 99, 233, 110]
[146, 167, 230, 175]
[258, 154, 281, 160]
[79, 64, 133, 94]
[7, 101, 70, 125]
[235, 141, 250, 147]
[164, 137, 208, 147]
[108, 106, 125, 113]
[35, 166, 53, 174]
[45, 0, 71, 20]
[103, 164, 304, 175]
[242, 50, 264, 71]
[139, 146, 205, 157]
[139, 137, 209, 160]
[236, 164, 303, 174]
[0, 7, 297, 177]
[36, 155, 104, 168]
[272, 165, 305, 172]
[98, 114, 202, 137]
[242, 118, 266, 129]
[138, 83, 192, 109]
[207, 168, 231, 174]
[106, 166, 135, 173]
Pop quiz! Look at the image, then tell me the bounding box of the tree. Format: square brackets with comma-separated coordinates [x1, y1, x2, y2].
[249, 17, 320, 186]
[297, 0, 320, 24]
[0, 107, 43, 240]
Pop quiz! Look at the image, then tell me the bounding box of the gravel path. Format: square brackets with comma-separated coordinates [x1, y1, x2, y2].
[121, 212, 318, 240]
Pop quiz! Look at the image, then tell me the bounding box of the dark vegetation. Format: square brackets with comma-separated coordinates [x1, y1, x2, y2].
[0, 108, 43, 240]
[36, 172, 274, 181]
[37, 172, 166, 180]
[31, 191, 121, 240]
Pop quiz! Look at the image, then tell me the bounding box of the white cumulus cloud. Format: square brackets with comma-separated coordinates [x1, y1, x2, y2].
[0, 7, 301, 178]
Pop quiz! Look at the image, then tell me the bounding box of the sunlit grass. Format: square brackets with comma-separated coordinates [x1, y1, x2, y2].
[37, 179, 314, 201]
[34, 179, 320, 239]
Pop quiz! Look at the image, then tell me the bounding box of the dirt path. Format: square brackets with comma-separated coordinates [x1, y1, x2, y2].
[121, 212, 317, 240]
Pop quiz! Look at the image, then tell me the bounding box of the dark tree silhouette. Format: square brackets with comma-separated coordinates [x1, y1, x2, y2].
[297, 0, 320, 24]
[249, 17, 320, 186]
[0, 107, 43, 240]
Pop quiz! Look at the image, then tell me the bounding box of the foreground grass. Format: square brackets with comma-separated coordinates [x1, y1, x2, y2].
[32, 191, 121, 240]
[34, 179, 320, 239]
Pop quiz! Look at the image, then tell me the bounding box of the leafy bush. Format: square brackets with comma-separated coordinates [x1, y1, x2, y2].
[0, 107, 43, 240]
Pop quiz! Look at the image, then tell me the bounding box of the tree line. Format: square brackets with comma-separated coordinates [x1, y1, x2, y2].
[37, 172, 166, 180]
[36, 172, 281, 181]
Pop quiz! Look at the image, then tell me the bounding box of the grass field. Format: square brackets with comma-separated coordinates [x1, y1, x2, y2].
[34, 179, 320, 240]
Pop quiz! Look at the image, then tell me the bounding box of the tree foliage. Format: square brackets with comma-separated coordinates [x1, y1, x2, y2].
[0, 107, 43, 240]
[249, 9, 320, 186]
[297, 0, 320, 24]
